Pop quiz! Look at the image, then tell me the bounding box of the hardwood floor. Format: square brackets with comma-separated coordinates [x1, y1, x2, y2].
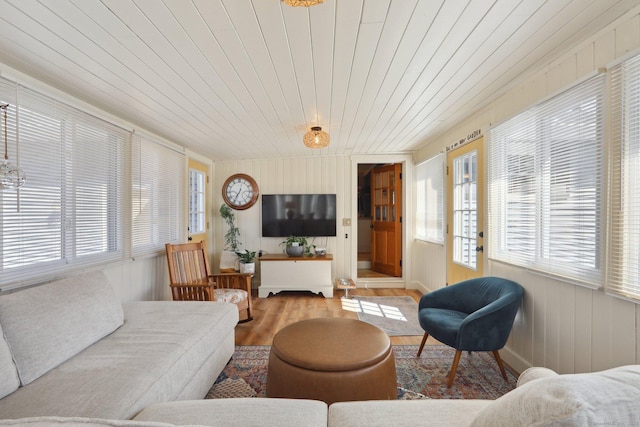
[235, 288, 436, 346]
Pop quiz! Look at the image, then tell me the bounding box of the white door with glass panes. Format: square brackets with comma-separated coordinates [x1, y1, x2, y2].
[447, 137, 484, 284]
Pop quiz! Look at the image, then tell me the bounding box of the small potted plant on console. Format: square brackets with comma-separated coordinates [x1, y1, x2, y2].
[235, 249, 257, 274]
[281, 235, 311, 257]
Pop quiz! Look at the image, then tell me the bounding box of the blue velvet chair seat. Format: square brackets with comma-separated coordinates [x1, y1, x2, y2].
[417, 277, 524, 387]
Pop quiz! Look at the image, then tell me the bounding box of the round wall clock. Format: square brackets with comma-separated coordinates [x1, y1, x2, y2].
[222, 173, 259, 210]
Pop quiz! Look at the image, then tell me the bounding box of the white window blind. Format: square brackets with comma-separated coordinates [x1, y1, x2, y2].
[131, 135, 185, 256]
[488, 74, 605, 286]
[609, 54, 640, 300]
[416, 154, 444, 243]
[0, 81, 127, 288]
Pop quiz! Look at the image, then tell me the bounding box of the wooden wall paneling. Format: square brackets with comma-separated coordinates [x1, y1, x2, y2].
[573, 285, 593, 373]
[281, 9, 318, 126]
[334, 156, 348, 279]
[590, 291, 613, 371]
[594, 30, 617, 69]
[615, 13, 640, 57]
[347, 1, 416, 154]
[309, 1, 335, 136]
[304, 157, 316, 192]
[531, 275, 546, 368]
[329, 0, 362, 153]
[637, 304, 640, 366]
[500, 267, 525, 365]
[247, 1, 307, 140]
[503, 85, 528, 127]
[545, 54, 578, 95]
[609, 296, 637, 368]
[542, 276, 560, 372]
[576, 43, 595, 78]
[558, 282, 576, 374]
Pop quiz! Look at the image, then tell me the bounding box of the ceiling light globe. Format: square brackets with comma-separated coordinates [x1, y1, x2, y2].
[281, 0, 324, 7]
[303, 126, 329, 149]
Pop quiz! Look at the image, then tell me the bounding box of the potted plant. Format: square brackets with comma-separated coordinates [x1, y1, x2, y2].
[235, 249, 257, 274]
[280, 236, 312, 257]
[220, 203, 241, 271]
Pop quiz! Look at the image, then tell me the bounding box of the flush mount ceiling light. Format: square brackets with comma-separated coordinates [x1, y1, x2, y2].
[0, 104, 25, 190]
[281, 0, 324, 7]
[303, 126, 330, 149]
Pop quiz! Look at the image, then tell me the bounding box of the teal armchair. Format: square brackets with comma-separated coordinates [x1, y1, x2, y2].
[417, 276, 524, 387]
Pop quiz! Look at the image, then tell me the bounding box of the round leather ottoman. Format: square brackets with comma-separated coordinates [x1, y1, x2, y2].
[266, 317, 397, 405]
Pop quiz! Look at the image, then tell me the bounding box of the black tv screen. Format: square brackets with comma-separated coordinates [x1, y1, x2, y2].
[262, 194, 337, 237]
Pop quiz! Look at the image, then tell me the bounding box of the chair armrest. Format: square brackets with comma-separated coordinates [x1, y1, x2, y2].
[517, 367, 558, 387]
[456, 296, 522, 351]
[170, 282, 216, 301]
[209, 273, 252, 293]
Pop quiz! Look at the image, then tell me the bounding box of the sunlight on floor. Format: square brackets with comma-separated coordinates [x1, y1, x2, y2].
[341, 299, 408, 322]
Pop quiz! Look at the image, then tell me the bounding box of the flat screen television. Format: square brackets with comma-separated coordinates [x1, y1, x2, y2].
[262, 194, 337, 237]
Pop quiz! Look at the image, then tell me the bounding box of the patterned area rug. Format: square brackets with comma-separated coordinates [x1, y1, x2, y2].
[206, 345, 517, 400]
[346, 296, 425, 336]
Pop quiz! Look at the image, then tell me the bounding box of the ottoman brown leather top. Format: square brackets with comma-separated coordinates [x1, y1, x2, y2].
[271, 317, 391, 371]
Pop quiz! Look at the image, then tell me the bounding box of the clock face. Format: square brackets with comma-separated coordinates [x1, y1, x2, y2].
[222, 174, 259, 210]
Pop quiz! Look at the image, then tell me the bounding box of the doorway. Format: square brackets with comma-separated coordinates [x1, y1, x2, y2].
[357, 163, 403, 279]
[446, 137, 484, 284]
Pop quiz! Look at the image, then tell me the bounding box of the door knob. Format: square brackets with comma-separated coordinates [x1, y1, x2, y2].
[475, 245, 484, 253]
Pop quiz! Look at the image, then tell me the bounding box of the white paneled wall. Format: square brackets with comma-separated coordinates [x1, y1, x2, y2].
[412, 8, 640, 374]
[213, 156, 353, 287]
[98, 255, 171, 304]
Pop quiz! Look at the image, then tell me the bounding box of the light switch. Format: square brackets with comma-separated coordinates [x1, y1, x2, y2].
[343, 218, 352, 226]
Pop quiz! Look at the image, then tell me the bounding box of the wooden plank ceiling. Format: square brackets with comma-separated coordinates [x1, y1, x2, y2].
[0, 0, 637, 160]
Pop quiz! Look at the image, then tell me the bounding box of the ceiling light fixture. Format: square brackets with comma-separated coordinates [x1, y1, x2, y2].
[303, 126, 330, 149]
[281, 0, 324, 7]
[0, 104, 26, 190]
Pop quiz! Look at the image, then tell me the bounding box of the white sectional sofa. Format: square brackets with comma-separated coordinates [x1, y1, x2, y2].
[1, 270, 639, 426]
[1, 365, 640, 426]
[0, 271, 238, 420]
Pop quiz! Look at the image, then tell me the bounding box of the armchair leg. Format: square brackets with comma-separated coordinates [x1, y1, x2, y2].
[492, 350, 508, 381]
[417, 333, 429, 357]
[447, 350, 462, 388]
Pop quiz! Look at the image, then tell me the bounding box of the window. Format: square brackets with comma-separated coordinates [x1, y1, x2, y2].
[131, 135, 185, 256]
[416, 154, 444, 243]
[452, 150, 477, 269]
[609, 54, 640, 300]
[0, 81, 127, 288]
[189, 168, 206, 234]
[489, 74, 605, 286]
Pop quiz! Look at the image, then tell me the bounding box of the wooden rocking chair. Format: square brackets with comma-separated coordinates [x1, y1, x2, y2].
[165, 241, 253, 322]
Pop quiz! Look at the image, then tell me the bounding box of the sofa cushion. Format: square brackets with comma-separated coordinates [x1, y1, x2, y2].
[471, 365, 640, 426]
[0, 417, 178, 427]
[0, 322, 20, 399]
[516, 366, 558, 387]
[329, 400, 492, 427]
[135, 398, 328, 427]
[0, 301, 238, 420]
[0, 270, 123, 385]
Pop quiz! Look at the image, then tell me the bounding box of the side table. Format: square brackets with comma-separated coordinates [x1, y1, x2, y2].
[336, 278, 356, 298]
